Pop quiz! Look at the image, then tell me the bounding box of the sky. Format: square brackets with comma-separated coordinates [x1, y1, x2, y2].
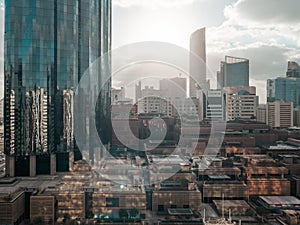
[0, 0, 300, 103]
[112, 0, 300, 103]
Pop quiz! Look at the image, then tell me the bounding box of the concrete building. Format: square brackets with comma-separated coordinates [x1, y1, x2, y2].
[152, 180, 201, 212]
[217, 56, 249, 88]
[137, 96, 173, 116]
[30, 195, 55, 224]
[256, 104, 267, 124]
[293, 107, 300, 127]
[201, 89, 226, 120]
[244, 166, 290, 196]
[0, 190, 25, 225]
[189, 28, 208, 97]
[111, 87, 126, 104]
[266, 100, 293, 128]
[160, 77, 187, 98]
[224, 86, 258, 121]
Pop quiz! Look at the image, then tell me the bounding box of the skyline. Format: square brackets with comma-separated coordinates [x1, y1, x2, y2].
[0, 0, 300, 103]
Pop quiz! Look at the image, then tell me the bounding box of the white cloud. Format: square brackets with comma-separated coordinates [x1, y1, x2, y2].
[205, 0, 300, 102]
[224, 0, 300, 25]
[113, 0, 197, 9]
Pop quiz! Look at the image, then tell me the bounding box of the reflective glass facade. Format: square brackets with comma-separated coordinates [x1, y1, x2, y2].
[267, 77, 300, 107]
[4, 0, 111, 164]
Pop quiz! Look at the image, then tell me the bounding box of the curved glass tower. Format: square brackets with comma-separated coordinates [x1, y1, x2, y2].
[4, 0, 111, 176]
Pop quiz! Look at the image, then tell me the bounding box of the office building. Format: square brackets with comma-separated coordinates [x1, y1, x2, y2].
[256, 105, 267, 124]
[217, 56, 249, 88]
[224, 86, 258, 121]
[267, 77, 300, 107]
[189, 28, 207, 97]
[267, 61, 300, 107]
[4, 0, 111, 176]
[199, 89, 226, 120]
[266, 100, 293, 128]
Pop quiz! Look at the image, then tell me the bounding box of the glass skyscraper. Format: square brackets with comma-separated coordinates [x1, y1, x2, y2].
[267, 77, 300, 107]
[4, 0, 111, 176]
[217, 56, 249, 89]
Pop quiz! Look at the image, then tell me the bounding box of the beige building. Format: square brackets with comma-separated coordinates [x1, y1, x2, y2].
[224, 86, 258, 121]
[189, 27, 208, 97]
[256, 104, 267, 124]
[267, 100, 293, 128]
[30, 195, 55, 224]
[0, 191, 25, 225]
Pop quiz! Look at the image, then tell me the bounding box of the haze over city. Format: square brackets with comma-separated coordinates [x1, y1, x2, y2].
[1, 0, 300, 102]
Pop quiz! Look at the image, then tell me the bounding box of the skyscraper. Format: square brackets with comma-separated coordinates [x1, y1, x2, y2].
[189, 28, 207, 97]
[4, 0, 111, 176]
[217, 56, 249, 88]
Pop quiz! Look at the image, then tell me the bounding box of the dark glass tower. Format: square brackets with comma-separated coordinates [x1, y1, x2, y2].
[4, 0, 111, 176]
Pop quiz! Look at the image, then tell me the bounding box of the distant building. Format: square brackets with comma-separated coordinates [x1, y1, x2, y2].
[256, 105, 267, 124]
[205, 89, 226, 120]
[287, 61, 300, 78]
[137, 96, 173, 116]
[224, 86, 258, 121]
[111, 87, 125, 104]
[294, 107, 300, 127]
[152, 180, 201, 212]
[267, 77, 300, 107]
[160, 77, 187, 98]
[217, 56, 249, 88]
[266, 100, 293, 128]
[189, 28, 208, 97]
[267, 61, 300, 107]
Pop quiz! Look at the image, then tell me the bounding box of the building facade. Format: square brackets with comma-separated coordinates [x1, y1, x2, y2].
[224, 86, 258, 121]
[217, 56, 249, 89]
[4, 0, 111, 176]
[189, 28, 208, 97]
[266, 100, 293, 128]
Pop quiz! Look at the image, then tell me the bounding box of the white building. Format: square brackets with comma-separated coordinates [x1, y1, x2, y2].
[267, 100, 293, 128]
[224, 86, 258, 121]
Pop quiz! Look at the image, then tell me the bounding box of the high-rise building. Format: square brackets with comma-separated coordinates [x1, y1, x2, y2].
[267, 77, 300, 107]
[189, 28, 207, 97]
[4, 0, 111, 176]
[266, 101, 293, 128]
[217, 56, 249, 88]
[287, 61, 300, 78]
[267, 61, 300, 107]
[224, 86, 258, 121]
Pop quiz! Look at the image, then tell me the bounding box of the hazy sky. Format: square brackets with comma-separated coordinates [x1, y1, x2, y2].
[112, 0, 300, 103]
[0, 0, 300, 103]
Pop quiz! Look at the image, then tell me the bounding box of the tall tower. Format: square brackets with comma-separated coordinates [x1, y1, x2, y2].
[4, 0, 111, 176]
[189, 28, 207, 97]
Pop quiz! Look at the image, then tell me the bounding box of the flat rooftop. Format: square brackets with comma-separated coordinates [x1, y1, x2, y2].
[259, 196, 300, 206]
